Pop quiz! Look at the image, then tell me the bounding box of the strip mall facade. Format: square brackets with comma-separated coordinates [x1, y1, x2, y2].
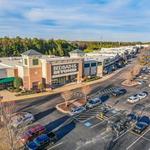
[0, 45, 145, 90]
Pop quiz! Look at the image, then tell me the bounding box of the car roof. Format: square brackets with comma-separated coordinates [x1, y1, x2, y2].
[34, 134, 49, 142]
[139, 116, 150, 124]
[28, 124, 45, 132]
[90, 97, 100, 101]
[27, 141, 38, 149]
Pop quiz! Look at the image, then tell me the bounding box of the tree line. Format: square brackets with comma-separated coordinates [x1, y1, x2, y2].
[0, 36, 144, 57]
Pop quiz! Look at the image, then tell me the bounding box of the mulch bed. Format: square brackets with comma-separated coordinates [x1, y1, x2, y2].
[58, 99, 86, 112]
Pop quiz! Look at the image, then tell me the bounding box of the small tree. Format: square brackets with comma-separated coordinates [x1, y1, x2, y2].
[81, 85, 91, 102]
[61, 91, 73, 107]
[13, 77, 23, 89]
[0, 100, 17, 150]
[38, 82, 44, 92]
[132, 64, 141, 77]
[124, 70, 134, 84]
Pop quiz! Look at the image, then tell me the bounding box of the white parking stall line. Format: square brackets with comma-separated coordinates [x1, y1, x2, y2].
[48, 142, 64, 150]
[141, 136, 150, 142]
[126, 128, 150, 150]
[113, 127, 132, 142]
[82, 116, 96, 122]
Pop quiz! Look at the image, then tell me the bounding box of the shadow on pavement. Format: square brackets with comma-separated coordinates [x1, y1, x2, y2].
[55, 121, 75, 140]
[34, 107, 56, 121]
[16, 93, 59, 112]
[45, 115, 69, 132]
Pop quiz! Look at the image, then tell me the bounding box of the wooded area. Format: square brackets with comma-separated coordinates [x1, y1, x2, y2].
[0, 36, 144, 57]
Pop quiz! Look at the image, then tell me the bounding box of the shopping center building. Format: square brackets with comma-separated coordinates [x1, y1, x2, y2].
[0, 50, 83, 90]
[0, 45, 144, 90]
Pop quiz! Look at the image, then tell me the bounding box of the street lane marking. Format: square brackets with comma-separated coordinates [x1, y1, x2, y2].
[126, 128, 150, 150]
[47, 142, 64, 150]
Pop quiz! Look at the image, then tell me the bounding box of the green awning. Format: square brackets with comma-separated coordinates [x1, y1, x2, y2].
[0, 77, 15, 84]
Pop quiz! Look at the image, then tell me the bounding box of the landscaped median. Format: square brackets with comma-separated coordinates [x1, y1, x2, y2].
[55, 99, 86, 114]
[121, 80, 139, 87]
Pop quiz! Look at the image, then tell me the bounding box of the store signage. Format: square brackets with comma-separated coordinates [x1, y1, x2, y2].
[52, 64, 78, 75]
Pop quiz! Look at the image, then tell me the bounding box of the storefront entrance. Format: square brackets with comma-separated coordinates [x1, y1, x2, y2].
[52, 75, 77, 86]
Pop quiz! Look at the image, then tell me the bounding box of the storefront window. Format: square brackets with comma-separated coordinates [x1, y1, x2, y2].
[24, 59, 28, 65]
[91, 63, 96, 67]
[98, 62, 102, 66]
[84, 63, 90, 68]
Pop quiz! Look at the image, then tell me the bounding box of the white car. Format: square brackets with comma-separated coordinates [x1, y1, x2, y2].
[70, 106, 86, 116]
[137, 80, 146, 85]
[137, 91, 148, 100]
[127, 95, 140, 103]
[85, 97, 101, 109]
[10, 112, 34, 128]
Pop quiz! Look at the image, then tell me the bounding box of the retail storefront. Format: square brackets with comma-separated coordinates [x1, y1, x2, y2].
[51, 63, 78, 86]
[42, 57, 83, 88]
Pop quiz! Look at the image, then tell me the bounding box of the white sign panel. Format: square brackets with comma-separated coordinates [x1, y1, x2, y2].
[52, 64, 78, 75]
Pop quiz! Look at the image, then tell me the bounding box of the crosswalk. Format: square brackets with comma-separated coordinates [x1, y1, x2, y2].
[73, 105, 110, 122]
[90, 87, 119, 98]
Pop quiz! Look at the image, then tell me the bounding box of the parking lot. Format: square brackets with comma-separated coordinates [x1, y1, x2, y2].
[11, 66, 150, 150]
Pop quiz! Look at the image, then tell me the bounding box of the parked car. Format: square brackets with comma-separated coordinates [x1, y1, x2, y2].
[70, 106, 86, 116]
[112, 119, 130, 135]
[10, 112, 34, 128]
[127, 94, 139, 103]
[47, 132, 58, 143]
[137, 91, 148, 100]
[112, 88, 127, 97]
[25, 134, 50, 150]
[100, 94, 109, 102]
[132, 116, 150, 134]
[85, 97, 101, 109]
[19, 124, 46, 144]
[127, 113, 138, 122]
[137, 80, 146, 85]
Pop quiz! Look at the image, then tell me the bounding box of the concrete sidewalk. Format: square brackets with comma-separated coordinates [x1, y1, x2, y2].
[0, 64, 131, 102]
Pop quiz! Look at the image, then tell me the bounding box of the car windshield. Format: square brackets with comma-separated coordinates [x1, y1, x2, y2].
[74, 107, 83, 112]
[138, 93, 145, 96]
[28, 142, 37, 149]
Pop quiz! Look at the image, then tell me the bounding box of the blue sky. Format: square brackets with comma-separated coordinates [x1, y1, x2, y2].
[0, 0, 150, 41]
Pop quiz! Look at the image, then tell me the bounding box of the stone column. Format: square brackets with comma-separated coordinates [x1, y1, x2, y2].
[77, 60, 83, 83]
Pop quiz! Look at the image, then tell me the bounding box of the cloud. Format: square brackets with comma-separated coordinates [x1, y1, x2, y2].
[0, 0, 150, 41]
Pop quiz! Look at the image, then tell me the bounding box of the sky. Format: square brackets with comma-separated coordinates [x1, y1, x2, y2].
[0, 0, 150, 41]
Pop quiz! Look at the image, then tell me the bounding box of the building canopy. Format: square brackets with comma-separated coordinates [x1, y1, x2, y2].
[0, 77, 15, 84]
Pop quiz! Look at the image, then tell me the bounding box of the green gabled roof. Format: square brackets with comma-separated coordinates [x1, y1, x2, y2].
[22, 49, 42, 56]
[0, 77, 15, 84]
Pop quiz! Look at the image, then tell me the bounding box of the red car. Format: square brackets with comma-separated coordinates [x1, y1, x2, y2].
[19, 124, 46, 144]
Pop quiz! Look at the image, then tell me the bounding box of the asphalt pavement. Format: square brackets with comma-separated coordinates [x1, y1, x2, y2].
[13, 58, 150, 150]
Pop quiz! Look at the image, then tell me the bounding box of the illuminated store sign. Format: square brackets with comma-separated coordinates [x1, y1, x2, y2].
[52, 64, 78, 75]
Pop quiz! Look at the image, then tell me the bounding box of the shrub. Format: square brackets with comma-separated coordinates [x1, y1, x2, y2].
[13, 77, 23, 89]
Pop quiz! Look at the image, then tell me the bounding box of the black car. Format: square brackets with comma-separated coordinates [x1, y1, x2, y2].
[112, 88, 127, 97]
[47, 132, 58, 143]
